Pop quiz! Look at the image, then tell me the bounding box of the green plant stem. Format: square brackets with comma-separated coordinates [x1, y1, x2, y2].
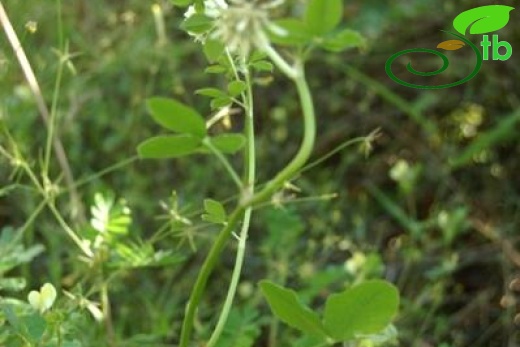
[207, 60, 256, 347]
[247, 62, 315, 207]
[0, 1, 85, 224]
[179, 53, 316, 347]
[179, 208, 246, 347]
[101, 280, 116, 347]
[47, 203, 93, 258]
[43, 54, 64, 179]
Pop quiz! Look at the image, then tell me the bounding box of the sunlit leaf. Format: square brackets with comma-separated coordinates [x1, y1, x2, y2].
[228, 81, 247, 97]
[202, 199, 227, 224]
[209, 134, 246, 153]
[137, 135, 202, 159]
[196, 88, 228, 99]
[305, 0, 343, 36]
[171, 0, 193, 7]
[203, 39, 225, 62]
[453, 5, 514, 35]
[269, 19, 312, 46]
[181, 13, 213, 34]
[251, 60, 273, 72]
[205, 65, 228, 74]
[147, 97, 206, 138]
[323, 280, 399, 341]
[259, 280, 328, 338]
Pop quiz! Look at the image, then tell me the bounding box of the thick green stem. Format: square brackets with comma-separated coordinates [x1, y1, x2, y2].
[179, 50, 316, 347]
[179, 208, 245, 347]
[247, 63, 315, 206]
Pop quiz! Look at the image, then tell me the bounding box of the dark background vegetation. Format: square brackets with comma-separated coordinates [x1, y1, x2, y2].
[1, 0, 519, 346]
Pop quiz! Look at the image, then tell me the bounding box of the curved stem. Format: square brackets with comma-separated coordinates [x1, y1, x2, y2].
[207, 61, 256, 346]
[179, 49, 316, 347]
[248, 62, 315, 206]
[179, 208, 245, 347]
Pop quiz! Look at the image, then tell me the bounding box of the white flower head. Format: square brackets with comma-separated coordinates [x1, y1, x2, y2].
[184, 0, 287, 57]
[28, 283, 57, 314]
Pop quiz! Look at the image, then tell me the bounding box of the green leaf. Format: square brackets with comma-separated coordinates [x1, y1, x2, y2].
[137, 135, 202, 159]
[320, 29, 366, 52]
[323, 280, 399, 341]
[203, 39, 225, 62]
[1, 303, 21, 332]
[305, 0, 343, 36]
[251, 60, 273, 72]
[259, 280, 328, 338]
[202, 199, 227, 224]
[269, 19, 312, 46]
[147, 97, 206, 138]
[205, 65, 228, 74]
[453, 5, 514, 35]
[227, 81, 247, 97]
[171, 0, 193, 7]
[209, 134, 246, 153]
[181, 13, 213, 34]
[22, 314, 46, 343]
[210, 97, 233, 109]
[0, 277, 26, 292]
[196, 88, 228, 99]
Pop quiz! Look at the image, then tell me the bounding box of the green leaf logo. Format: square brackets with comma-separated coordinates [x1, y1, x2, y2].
[453, 5, 514, 35]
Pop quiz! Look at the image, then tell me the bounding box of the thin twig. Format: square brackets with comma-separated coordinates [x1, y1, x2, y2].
[0, 1, 85, 223]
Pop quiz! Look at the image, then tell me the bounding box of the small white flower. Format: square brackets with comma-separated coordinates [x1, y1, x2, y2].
[183, 0, 287, 57]
[345, 251, 366, 274]
[28, 283, 57, 313]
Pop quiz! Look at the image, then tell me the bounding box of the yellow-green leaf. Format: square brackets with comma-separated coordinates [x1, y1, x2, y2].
[209, 134, 246, 153]
[323, 280, 399, 341]
[305, 0, 343, 36]
[147, 97, 206, 138]
[137, 135, 202, 159]
[259, 280, 328, 338]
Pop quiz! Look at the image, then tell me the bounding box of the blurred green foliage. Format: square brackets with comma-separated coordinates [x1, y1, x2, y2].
[1, 0, 519, 346]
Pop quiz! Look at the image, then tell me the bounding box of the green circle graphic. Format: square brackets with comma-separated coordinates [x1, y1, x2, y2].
[385, 31, 483, 89]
